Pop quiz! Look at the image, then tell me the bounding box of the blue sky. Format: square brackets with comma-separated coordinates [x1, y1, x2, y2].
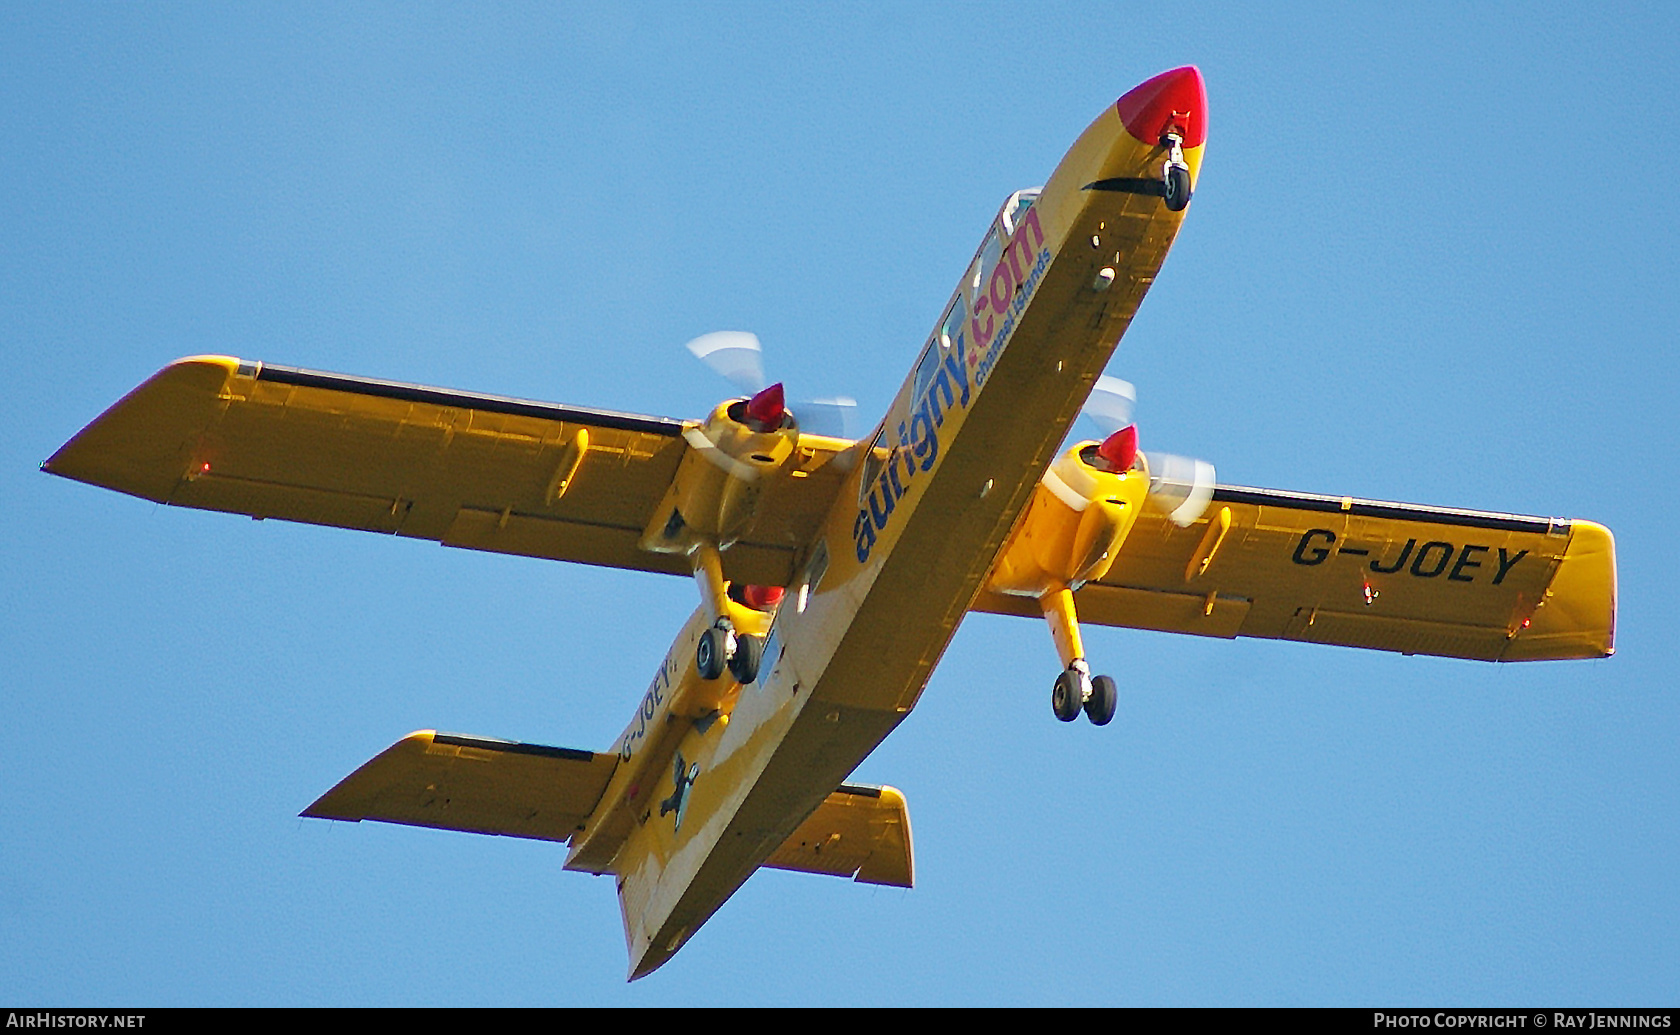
[4, 2, 1676, 1006]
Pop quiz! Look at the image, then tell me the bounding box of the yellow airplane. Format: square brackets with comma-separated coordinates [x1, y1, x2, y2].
[42, 66, 1616, 980]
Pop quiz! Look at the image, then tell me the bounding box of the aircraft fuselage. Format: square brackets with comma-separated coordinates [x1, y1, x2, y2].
[610, 76, 1206, 978]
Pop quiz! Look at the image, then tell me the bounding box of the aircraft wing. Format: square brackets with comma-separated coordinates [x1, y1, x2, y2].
[43, 356, 851, 586]
[303, 730, 619, 843]
[973, 485, 1616, 662]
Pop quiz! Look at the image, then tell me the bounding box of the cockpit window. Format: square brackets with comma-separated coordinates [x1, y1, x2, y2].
[859, 424, 891, 503]
[968, 228, 1001, 306]
[912, 339, 942, 399]
[1002, 188, 1042, 234]
[940, 298, 967, 351]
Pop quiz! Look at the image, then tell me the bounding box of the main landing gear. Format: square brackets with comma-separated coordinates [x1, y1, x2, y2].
[689, 541, 765, 685]
[1040, 587, 1117, 726]
[696, 620, 761, 685]
[1052, 660, 1117, 726]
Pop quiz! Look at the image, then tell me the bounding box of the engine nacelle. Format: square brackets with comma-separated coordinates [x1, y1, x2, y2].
[641, 395, 800, 556]
[986, 442, 1151, 598]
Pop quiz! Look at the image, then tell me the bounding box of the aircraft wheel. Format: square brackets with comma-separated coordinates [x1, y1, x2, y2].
[1052, 669, 1085, 722]
[1164, 165, 1192, 211]
[728, 633, 762, 685]
[1085, 675, 1117, 726]
[696, 627, 728, 680]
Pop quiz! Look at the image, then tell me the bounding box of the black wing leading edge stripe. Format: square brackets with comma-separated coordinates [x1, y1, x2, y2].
[834, 783, 884, 799]
[1211, 485, 1568, 535]
[255, 364, 687, 437]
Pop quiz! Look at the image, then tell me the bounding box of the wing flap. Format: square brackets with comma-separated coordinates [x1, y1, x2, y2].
[440, 506, 798, 587]
[303, 730, 618, 843]
[973, 485, 1615, 662]
[761, 784, 914, 888]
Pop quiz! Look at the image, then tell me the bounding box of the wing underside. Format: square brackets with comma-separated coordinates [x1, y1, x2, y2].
[44, 356, 851, 586]
[973, 485, 1616, 662]
[302, 730, 619, 843]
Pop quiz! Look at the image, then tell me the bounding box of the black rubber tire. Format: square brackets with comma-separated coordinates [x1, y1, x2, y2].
[728, 633, 762, 685]
[1164, 165, 1192, 211]
[696, 627, 727, 681]
[1052, 670, 1084, 722]
[1085, 675, 1117, 726]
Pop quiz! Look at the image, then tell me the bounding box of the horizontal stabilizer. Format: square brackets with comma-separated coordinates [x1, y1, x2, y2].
[762, 783, 914, 888]
[303, 730, 617, 844]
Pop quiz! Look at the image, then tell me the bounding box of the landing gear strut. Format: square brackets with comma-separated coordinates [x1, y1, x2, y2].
[688, 541, 763, 685]
[1041, 587, 1119, 726]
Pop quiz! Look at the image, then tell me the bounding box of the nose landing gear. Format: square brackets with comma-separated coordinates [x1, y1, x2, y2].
[1161, 132, 1192, 212]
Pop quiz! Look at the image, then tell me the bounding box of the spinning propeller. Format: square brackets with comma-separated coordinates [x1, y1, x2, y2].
[684, 332, 858, 439]
[1081, 374, 1216, 527]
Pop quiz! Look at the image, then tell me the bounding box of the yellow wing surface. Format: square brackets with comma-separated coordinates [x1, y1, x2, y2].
[43, 356, 851, 586]
[303, 731, 619, 843]
[307, 730, 913, 887]
[762, 784, 914, 888]
[974, 485, 1615, 662]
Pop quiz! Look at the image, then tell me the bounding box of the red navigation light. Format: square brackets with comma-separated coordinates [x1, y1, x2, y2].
[744, 382, 786, 431]
[1097, 425, 1138, 472]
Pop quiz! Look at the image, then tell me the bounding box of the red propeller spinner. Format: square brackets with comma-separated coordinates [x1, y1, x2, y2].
[1096, 425, 1138, 472]
[742, 383, 786, 432]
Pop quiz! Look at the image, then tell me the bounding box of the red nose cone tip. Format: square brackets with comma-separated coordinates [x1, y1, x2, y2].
[1098, 425, 1139, 472]
[744, 382, 786, 428]
[1116, 65, 1207, 148]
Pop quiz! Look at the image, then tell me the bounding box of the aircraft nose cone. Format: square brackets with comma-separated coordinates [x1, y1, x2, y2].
[1115, 65, 1207, 147]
